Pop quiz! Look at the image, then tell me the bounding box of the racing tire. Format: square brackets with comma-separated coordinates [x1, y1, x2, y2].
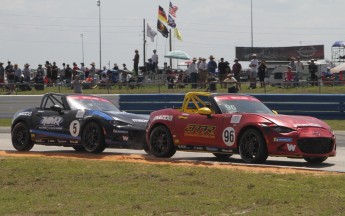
[73, 146, 86, 152]
[303, 156, 328, 164]
[213, 153, 233, 159]
[143, 142, 151, 154]
[82, 122, 106, 153]
[149, 125, 176, 158]
[239, 129, 268, 164]
[12, 122, 34, 151]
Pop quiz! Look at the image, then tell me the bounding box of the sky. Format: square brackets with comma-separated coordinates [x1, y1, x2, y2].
[1, 0, 344, 70]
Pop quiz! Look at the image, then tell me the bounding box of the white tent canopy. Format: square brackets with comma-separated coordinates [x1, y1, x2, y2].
[331, 63, 345, 73]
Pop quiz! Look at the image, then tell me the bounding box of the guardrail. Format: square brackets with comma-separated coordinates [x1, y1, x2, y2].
[1, 94, 345, 120]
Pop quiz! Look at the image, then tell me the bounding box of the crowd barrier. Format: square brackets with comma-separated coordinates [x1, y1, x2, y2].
[1, 94, 344, 119]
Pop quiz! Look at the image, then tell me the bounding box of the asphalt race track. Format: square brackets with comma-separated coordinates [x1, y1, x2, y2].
[1, 130, 345, 173]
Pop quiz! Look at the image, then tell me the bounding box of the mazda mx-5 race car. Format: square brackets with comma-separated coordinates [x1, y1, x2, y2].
[11, 93, 149, 153]
[146, 92, 336, 164]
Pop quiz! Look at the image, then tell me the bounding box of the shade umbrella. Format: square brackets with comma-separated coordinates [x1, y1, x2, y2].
[330, 63, 345, 73]
[164, 50, 191, 60]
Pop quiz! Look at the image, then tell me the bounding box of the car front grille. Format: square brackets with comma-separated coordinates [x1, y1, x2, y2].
[297, 138, 334, 154]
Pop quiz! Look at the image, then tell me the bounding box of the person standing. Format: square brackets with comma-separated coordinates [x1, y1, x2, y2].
[207, 55, 217, 76]
[133, 49, 140, 76]
[79, 62, 85, 80]
[289, 57, 296, 71]
[59, 63, 66, 82]
[151, 49, 158, 73]
[72, 75, 82, 94]
[89, 62, 96, 84]
[218, 58, 228, 88]
[232, 58, 242, 90]
[308, 59, 318, 86]
[14, 64, 22, 83]
[188, 58, 198, 89]
[198, 58, 208, 89]
[51, 62, 59, 84]
[22, 63, 31, 82]
[284, 66, 294, 88]
[36, 64, 44, 77]
[45, 61, 52, 86]
[294, 57, 304, 87]
[72, 62, 79, 80]
[64, 64, 72, 86]
[5, 61, 15, 92]
[257, 60, 267, 88]
[0, 62, 4, 84]
[249, 54, 259, 89]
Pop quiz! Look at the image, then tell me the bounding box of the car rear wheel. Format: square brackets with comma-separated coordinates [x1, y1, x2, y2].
[149, 125, 176, 158]
[303, 156, 328, 164]
[213, 153, 232, 159]
[239, 129, 268, 164]
[12, 122, 34, 151]
[82, 122, 106, 153]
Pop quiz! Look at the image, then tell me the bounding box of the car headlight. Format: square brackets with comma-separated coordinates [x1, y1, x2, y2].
[271, 126, 295, 133]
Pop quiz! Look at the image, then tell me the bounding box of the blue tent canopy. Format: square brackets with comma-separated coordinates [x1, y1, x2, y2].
[332, 41, 345, 47]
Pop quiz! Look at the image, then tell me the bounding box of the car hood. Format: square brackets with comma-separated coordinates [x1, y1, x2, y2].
[256, 113, 330, 129]
[104, 111, 149, 128]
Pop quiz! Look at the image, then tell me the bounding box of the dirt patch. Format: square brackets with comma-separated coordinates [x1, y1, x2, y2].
[0, 150, 342, 176]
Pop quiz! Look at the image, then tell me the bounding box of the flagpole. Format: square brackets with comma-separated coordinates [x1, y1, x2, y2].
[143, 19, 146, 71]
[169, 29, 172, 68]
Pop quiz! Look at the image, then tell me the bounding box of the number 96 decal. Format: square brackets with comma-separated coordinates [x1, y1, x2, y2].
[223, 127, 235, 146]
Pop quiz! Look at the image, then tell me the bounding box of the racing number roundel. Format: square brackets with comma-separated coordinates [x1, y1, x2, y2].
[69, 120, 80, 137]
[223, 127, 235, 146]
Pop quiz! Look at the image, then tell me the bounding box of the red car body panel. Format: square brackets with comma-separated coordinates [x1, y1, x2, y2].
[146, 93, 336, 160]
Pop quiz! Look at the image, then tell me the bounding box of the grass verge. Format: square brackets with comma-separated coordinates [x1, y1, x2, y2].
[0, 157, 344, 215]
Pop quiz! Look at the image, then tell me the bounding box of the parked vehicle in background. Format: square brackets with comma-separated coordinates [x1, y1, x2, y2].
[268, 60, 331, 86]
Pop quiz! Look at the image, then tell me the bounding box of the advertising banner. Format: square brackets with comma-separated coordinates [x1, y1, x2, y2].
[236, 45, 324, 61]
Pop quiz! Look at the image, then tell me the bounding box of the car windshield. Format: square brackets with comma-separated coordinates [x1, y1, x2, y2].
[67, 95, 120, 111]
[214, 95, 273, 114]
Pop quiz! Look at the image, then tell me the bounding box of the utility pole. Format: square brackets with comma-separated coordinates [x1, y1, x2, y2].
[80, 33, 84, 63]
[169, 29, 172, 67]
[97, 0, 102, 70]
[143, 19, 146, 69]
[251, 0, 254, 53]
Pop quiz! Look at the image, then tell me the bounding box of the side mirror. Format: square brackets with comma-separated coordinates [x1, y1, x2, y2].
[272, 110, 278, 114]
[198, 107, 212, 116]
[50, 105, 64, 114]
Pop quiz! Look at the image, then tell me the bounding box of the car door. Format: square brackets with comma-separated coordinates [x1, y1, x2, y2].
[174, 112, 224, 147]
[31, 107, 79, 142]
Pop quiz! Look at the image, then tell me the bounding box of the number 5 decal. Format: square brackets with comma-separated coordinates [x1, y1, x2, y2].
[223, 127, 235, 146]
[69, 120, 80, 137]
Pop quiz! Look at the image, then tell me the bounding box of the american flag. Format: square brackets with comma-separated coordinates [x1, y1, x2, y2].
[169, 2, 178, 18]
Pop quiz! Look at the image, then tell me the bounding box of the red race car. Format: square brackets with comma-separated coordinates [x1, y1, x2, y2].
[146, 92, 336, 164]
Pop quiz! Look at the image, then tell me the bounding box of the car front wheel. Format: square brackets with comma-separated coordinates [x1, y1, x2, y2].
[149, 125, 176, 158]
[239, 129, 268, 164]
[303, 156, 328, 164]
[82, 122, 106, 153]
[12, 122, 34, 151]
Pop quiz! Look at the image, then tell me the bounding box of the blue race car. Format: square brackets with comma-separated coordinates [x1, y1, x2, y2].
[11, 93, 149, 153]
